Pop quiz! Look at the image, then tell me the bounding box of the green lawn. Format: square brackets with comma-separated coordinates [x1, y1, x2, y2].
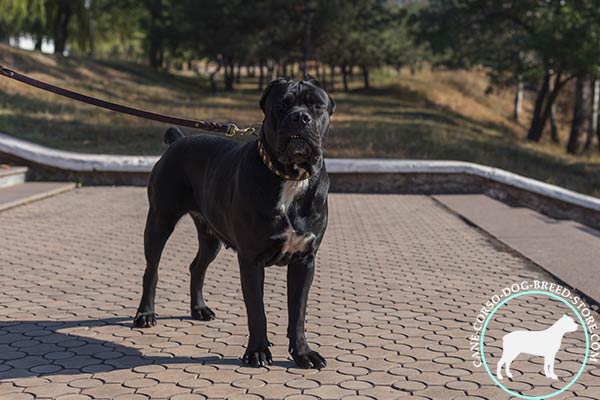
[1, 45, 599, 196]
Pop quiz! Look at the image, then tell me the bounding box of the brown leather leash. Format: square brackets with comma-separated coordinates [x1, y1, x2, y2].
[0, 63, 256, 137]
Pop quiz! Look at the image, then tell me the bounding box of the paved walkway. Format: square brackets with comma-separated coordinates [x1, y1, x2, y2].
[435, 194, 600, 303]
[0, 188, 599, 399]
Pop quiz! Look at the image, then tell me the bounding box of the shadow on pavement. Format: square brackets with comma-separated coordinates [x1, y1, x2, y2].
[0, 317, 289, 379]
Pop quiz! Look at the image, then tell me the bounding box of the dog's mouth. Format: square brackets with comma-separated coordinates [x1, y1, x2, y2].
[278, 133, 321, 168]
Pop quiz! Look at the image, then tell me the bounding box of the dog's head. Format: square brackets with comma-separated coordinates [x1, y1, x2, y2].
[259, 76, 335, 177]
[558, 314, 578, 333]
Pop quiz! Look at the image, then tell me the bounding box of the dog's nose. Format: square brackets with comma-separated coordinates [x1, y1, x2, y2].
[291, 111, 312, 126]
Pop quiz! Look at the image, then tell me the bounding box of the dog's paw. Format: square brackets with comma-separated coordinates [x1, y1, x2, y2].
[242, 348, 273, 367]
[133, 311, 157, 328]
[291, 349, 326, 369]
[191, 305, 216, 321]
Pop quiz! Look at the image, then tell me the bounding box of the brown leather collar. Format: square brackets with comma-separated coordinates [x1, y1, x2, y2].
[257, 140, 310, 181]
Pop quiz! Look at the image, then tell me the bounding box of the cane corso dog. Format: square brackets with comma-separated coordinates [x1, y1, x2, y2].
[133, 77, 335, 369]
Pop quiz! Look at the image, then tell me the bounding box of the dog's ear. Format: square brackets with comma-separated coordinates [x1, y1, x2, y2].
[260, 78, 287, 112]
[327, 95, 336, 115]
[304, 73, 325, 90]
[304, 74, 336, 115]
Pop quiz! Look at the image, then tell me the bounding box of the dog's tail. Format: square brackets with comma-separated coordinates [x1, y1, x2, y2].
[164, 127, 185, 145]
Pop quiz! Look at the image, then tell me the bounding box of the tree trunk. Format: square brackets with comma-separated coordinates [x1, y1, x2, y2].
[223, 59, 234, 91]
[596, 81, 600, 151]
[267, 60, 275, 81]
[597, 98, 600, 151]
[235, 63, 241, 84]
[301, 0, 313, 74]
[527, 70, 551, 141]
[584, 79, 599, 151]
[53, 2, 73, 55]
[548, 75, 559, 143]
[549, 107, 559, 144]
[258, 62, 265, 91]
[148, 30, 162, 68]
[362, 65, 370, 89]
[341, 64, 349, 92]
[567, 76, 588, 154]
[247, 65, 255, 78]
[513, 75, 523, 122]
[34, 36, 43, 51]
[87, 0, 95, 56]
[537, 72, 564, 143]
[329, 65, 335, 91]
[209, 60, 222, 92]
[147, 0, 163, 68]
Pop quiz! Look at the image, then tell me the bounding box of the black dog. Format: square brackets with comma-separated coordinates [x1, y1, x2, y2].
[134, 77, 335, 369]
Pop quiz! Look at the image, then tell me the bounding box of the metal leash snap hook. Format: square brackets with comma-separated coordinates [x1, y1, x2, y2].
[0, 65, 15, 77]
[226, 123, 255, 137]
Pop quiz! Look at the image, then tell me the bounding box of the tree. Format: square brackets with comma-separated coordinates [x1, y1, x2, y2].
[0, 0, 47, 45]
[567, 76, 589, 154]
[46, 0, 90, 55]
[91, 0, 147, 59]
[416, 0, 600, 148]
[317, 0, 389, 90]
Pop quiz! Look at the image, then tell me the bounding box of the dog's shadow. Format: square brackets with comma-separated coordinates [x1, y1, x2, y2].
[0, 318, 293, 380]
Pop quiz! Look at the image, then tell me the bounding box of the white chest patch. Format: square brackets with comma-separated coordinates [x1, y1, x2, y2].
[277, 179, 312, 255]
[277, 179, 309, 214]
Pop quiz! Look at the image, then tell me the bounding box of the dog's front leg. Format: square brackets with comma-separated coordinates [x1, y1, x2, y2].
[287, 256, 326, 369]
[239, 257, 272, 367]
[547, 354, 558, 379]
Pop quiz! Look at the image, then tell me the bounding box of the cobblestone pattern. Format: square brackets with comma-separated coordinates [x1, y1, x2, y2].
[0, 188, 599, 399]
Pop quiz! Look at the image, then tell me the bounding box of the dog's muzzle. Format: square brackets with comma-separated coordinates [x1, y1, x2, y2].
[287, 136, 312, 163]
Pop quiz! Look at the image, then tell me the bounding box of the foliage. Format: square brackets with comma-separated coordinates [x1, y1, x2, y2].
[2, 0, 600, 157]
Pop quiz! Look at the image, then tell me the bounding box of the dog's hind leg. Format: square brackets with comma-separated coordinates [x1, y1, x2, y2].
[189, 213, 221, 321]
[134, 207, 179, 328]
[504, 356, 514, 379]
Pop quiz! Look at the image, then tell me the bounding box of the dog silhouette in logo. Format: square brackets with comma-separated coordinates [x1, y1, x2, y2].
[496, 314, 578, 380]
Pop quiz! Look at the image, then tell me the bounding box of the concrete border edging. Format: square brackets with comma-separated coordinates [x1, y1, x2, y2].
[324, 158, 600, 212]
[0, 133, 159, 173]
[1, 132, 599, 227]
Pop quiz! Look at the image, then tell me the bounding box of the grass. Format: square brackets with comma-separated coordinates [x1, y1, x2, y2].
[1, 44, 600, 196]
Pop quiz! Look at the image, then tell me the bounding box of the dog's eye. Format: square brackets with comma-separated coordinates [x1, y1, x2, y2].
[313, 103, 326, 111]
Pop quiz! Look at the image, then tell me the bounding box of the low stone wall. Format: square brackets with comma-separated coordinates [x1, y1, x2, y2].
[2, 132, 600, 228]
[329, 172, 484, 194]
[0, 153, 151, 186]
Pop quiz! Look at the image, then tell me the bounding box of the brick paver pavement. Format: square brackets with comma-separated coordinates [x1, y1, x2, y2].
[1, 187, 599, 399]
